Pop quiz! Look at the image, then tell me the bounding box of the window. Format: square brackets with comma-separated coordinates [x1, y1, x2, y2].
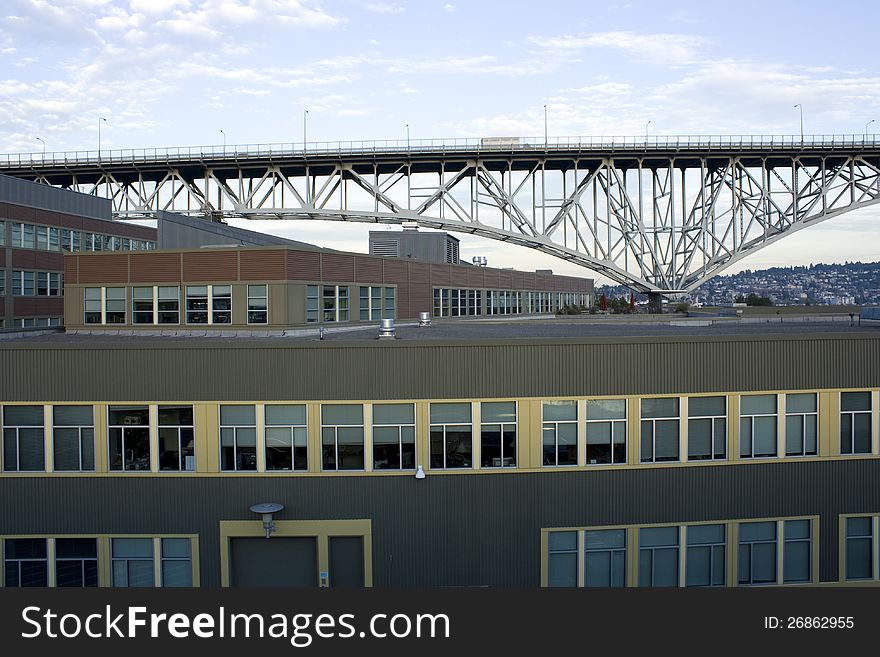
[429, 402, 473, 469]
[105, 287, 126, 324]
[56, 538, 98, 587]
[2, 405, 45, 472]
[12, 270, 34, 296]
[585, 399, 627, 465]
[686, 524, 725, 587]
[480, 401, 516, 468]
[785, 393, 817, 457]
[0, 220, 4, 246]
[738, 521, 776, 585]
[4, 538, 47, 587]
[161, 538, 192, 587]
[0, 270, 4, 296]
[108, 406, 150, 471]
[212, 285, 232, 323]
[220, 405, 257, 472]
[265, 404, 308, 471]
[383, 287, 396, 319]
[37, 271, 48, 296]
[321, 404, 365, 471]
[361, 286, 382, 321]
[186, 286, 209, 324]
[740, 394, 777, 458]
[52, 405, 95, 472]
[845, 517, 874, 581]
[132, 286, 154, 324]
[542, 400, 578, 466]
[158, 406, 195, 471]
[640, 398, 680, 463]
[841, 391, 872, 455]
[247, 284, 268, 324]
[547, 531, 577, 587]
[373, 403, 415, 470]
[111, 538, 154, 587]
[585, 529, 626, 587]
[783, 519, 811, 583]
[158, 286, 180, 324]
[322, 285, 350, 323]
[306, 285, 319, 323]
[84, 288, 102, 323]
[688, 396, 726, 460]
[639, 527, 679, 587]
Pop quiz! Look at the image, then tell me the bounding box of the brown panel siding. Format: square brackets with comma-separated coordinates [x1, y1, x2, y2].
[0, 298, 4, 315]
[0, 250, 5, 267]
[63, 255, 78, 284]
[130, 252, 182, 283]
[11, 250, 36, 268]
[467, 267, 484, 287]
[182, 251, 238, 282]
[522, 273, 536, 289]
[240, 249, 286, 280]
[483, 269, 500, 288]
[12, 297, 64, 316]
[3, 204, 36, 222]
[429, 264, 450, 286]
[33, 251, 64, 271]
[382, 260, 408, 284]
[354, 256, 384, 283]
[321, 253, 355, 282]
[449, 266, 469, 287]
[78, 254, 129, 284]
[499, 270, 512, 288]
[287, 250, 321, 281]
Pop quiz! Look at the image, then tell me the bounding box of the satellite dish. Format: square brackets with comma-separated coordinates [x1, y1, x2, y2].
[250, 503, 284, 514]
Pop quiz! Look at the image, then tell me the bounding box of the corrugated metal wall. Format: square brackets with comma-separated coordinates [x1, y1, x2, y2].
[1, 335, 878, 402]
[1, 459, 876, 586]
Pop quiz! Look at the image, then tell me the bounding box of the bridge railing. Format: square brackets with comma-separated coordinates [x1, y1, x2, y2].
[2, 134, 879, 167]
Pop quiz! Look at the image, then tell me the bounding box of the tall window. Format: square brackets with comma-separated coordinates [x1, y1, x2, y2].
[12, 270, 34, 296]
[111, 538, 154, 587]
[132, 286, 154, 324]
[247, 284, 268, 324]
[158, 286, 180, 324]
[220, 405, 257, 472]
[640, 398, 680, 463]
[108, 406, 150, 471]
[841, 391, 872, 455]
[542, 400, 578, 466]
[0, 220, 4, 246]
[265, 404, 308, 471]
[321, 404, 365, 470]
[161, 538, 193, 587]
[185, 286, 209, 324]
[56, 538, 98, 587]
[585, 529, 626, 588]
[585, 399, 627, 465]
[547, 531, 577, 587]
[639, 527, 679, 587]
[105, 287, 126, 323]
[158, 406, 195, 471]
[212, 285, 232, 323]
[322, 285, 350, 322]
[306, 285, 319, 323]
[361, 286, 383, 320]
[84, 288, 102, 323]
[4, 538, 47, 587]
[845, 517, 874, 581]
[740, 394, 778, 458]
[383, 287, 396, 319]
[687, 396, 726, 461]
[783, 519, 811, 583]
[785, 393, 818, 457]
[480, 401, 517, 468]
[373, 403, 415, 470]
[686, 524, 725, 587]
[52, 405, 95, 472]
[2, 405, 45, 471]
[738, 521, 776, 585]
[429, 402, 473, 469]
[0, 271, 4, 296]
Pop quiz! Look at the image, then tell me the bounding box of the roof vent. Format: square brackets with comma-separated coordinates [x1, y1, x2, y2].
[418, 312, 431, 328]
[378, 318, 396, 339]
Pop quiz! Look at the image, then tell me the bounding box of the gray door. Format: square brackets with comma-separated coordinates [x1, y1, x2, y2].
[329, 536, 365, 587]
[230, 537, 317, 587]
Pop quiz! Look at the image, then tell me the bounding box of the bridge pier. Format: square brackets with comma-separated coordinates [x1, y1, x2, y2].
[647, 292, 663, 314]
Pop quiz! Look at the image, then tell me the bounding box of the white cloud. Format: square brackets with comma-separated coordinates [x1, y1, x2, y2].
[365, 3, 405, 13]
[442, 3, 456, 11]
[529, 30, 706, 66]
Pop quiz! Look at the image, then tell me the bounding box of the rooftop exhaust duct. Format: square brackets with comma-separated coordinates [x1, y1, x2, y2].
[418, 312, 431, 327]
[378, 318, 396, 339]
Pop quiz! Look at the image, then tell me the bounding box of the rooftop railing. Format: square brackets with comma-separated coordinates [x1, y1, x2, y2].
[1, 134, 878, 168]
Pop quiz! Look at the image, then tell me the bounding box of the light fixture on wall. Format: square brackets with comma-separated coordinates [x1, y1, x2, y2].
[250, 502, 284, 538]
[415, 465, 426, 480]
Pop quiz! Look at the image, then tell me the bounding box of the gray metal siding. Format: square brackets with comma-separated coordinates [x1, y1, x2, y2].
[1, 459, 877, 586]
[1, 335, 879, 401]
[0, 174, 110, 220]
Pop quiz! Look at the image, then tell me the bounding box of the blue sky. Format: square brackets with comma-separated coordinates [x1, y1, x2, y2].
[2, 0, 879, 281]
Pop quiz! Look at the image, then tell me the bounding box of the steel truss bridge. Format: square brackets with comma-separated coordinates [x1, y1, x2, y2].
[2, 135, 879, 299]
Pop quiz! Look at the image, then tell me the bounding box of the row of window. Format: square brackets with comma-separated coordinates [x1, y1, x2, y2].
[1, 394, 875, 474]
[83, 285, 268, 325]
[8, 317, 63, 329]
[3, 270, 64, 297]
[0, 220, 155, 252]
[2, 537, 193, 588]
[307, 285, 396, 323]
[548, 519, 816, 587]
[432, 288, 591, 318]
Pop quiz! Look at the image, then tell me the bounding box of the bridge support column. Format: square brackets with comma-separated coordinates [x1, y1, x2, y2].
[647, 292, 663, 314]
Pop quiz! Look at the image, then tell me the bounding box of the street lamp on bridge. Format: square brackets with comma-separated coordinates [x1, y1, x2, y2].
[220, 129, 226, 150]
[645, 120, 652, 142]
[303, 109, 309, 153]
[98, 117, 107, 161]
[866, 119, 875, 142]
[794, 104, 803, 144]
[35, 137, 45, 155]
